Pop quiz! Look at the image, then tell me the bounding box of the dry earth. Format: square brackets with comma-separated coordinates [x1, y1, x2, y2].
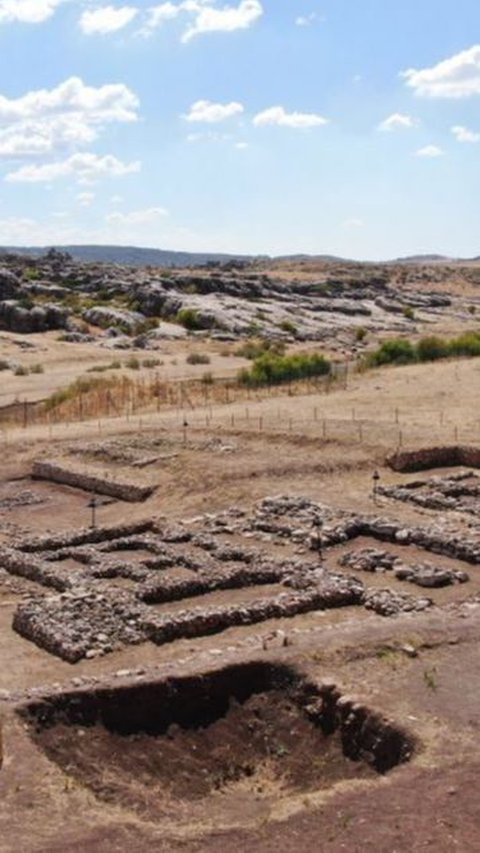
[1, 257, 480, 852]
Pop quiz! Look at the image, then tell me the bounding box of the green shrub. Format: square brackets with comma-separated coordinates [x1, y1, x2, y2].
[246, 321, 263, 336]
[355, 327, 367, 342]
[236, 338, 286, 360]
[366, 338, 417, 367]
[403, 306, 415, 321]
[135, 317, 159, 335]
[447, 331, 480, 358]
[142, 357, 162, 368]
[186, 352, 211, 365]
[30, 363, 44, 374]
[201, 371, 214, 384]
[87, 360, 122, 373]
[238, 351, 331, 387]
[0, 359, 9, 371]
[416, 336, 449, 362]
[14, 365, 28, 376]
[126, 356, 140, 370]
[176, 308, 203, 331]
[366, 330, 480, 369]
[279, 319, 297, 335]
[23, 267, 40, 281]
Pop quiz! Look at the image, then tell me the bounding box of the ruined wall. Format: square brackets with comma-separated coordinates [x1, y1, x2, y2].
[32, 460, 156, 502]
[387, 446, 480, 473]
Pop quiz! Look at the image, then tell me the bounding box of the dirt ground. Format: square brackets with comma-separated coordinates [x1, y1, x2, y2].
[1, 333, 480, 850]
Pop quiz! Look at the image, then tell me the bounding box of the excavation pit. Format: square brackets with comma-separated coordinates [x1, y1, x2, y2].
[18, 662, 413, 827]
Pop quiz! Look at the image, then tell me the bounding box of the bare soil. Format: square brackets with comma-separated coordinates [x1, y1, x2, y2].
[1, 282, 480, 851]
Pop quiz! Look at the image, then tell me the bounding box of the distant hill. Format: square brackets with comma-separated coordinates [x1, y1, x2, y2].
[272, 253, 351, 263]
[392, 254, 453, 264]
[0, 244, 477, 268]
[0, 244, 267, 268]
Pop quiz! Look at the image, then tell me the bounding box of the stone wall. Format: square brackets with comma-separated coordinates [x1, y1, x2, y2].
[32, 460, 156, 502]
[387, 445, 480, 473]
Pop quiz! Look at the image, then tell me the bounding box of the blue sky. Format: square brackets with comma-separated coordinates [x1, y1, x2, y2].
[0, 0, 479, 259]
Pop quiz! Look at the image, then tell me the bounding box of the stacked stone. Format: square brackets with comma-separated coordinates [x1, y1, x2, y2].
[0, 546, 85, 591]
[18, 519, 155, 553]
[340, 549, 399, 573]
[32, 461, 156, 503]
[142, 577, 365, 646]
[393, 562, 469, 588]
[137, 561, 285, 604]
[13, 588, 148, 663]
[364, 588, 432, 617]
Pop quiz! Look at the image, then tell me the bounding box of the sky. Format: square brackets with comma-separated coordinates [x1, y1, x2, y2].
[0, 0, 479, 259]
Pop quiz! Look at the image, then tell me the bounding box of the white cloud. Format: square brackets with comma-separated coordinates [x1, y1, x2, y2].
[253, 105, 328, 129]
[451, 124, 480, 143]
[6, 152, 141, 183]
[378, 113, 416, 132]
[0, 214, 80, 244]
[295, 13, 316, 27]
[106, 206, 168, 225]
[182, 0, 263, 43]
[0, 0, 67, 25]
[77, 191, 95, 206]
[183, 99, 244, 122]
[415, 145, 444, 158]
[0, 76, 139, 125]
[139, 0, 263, 42]
[235, 141, 248, 149]
[0, 77, 139, 160]
[80, 5, 138, 35]
[141, 1, 181, 32]
[402, 45, 480, 98]
[0, 116, 99, 158]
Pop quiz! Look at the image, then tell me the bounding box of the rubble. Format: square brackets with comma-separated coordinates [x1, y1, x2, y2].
[364, 588, 433, 617]
[379, 471, 480, 516]
[4, 493, 479, 661]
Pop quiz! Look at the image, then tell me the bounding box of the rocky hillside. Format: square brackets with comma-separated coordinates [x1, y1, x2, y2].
[0, 250, 478, 355]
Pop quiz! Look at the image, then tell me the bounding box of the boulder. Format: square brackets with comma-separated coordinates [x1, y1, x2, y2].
[0, 267, 21, 300]
[0, 300, 70, 333]
[83, 306, 146, 334]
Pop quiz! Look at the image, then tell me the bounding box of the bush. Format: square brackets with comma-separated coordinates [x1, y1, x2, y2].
[366, 330, 480, 369]
[0, 359, 9, 371]
[366, 338, 417, 367]
[447, 331, 480, 358]
[30, 363, 44, 374]
[142, 357, 162, 368]
[14, 365, 29, 376]
[355, 327, 367, 342]
[238, 351, 331, 387]
[176, 308, 203, 331]
[279, 319, 297, 335]
[416, 336, 449, 362]
[87, 360, 122, 373]
[126, 356, 140, 370]
[403, 306, 415, 320]
[186, 352, 211, 365]
[236, 338, 286, 360]
[23, 267, 40, 281]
